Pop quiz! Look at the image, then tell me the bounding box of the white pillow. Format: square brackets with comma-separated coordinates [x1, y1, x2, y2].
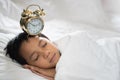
[0, 13, 22, 34]
[0, 33, 46, 80]
[51, 0, 110, 28]
[101, 0, 120, 32]
[3, 0, 110, 28]
[102, 0, 120, 15]
[0, 0, 21, 21]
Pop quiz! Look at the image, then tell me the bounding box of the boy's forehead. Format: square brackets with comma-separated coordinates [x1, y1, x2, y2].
[21, 38, 37, 51]
[25, 36, 48, 44]
[39, 37, 49, 41]
[27, 37, 39, 42]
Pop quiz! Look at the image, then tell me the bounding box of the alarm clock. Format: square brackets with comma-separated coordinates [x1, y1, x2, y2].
[20, 4, 45, 36]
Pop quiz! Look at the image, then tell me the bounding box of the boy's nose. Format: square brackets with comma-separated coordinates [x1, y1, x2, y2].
[43, 50, 50, 59]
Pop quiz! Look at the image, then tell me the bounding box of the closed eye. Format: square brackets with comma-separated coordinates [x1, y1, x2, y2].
[39, 40, 47, 47]
[30, 52, 39, 61]
[42, 42, 47, 47]
[34, 55, 39, 61]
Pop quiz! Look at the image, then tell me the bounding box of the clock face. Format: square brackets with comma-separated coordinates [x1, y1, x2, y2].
[27, 18, 44, 35]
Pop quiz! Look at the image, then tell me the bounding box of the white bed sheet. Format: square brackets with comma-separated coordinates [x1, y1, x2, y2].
[55, 31, 120, 80]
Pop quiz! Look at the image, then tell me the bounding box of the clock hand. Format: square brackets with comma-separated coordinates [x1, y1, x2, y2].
[35, 23, 41, 26]
[29, 22, 32, 25]
[29, 23, 34, 26]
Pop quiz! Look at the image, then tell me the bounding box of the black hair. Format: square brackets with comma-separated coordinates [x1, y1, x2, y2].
[4, 32, 49, 65]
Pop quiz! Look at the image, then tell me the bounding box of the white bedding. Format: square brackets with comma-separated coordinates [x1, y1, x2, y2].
[55, 31, 120, 80]
[0, 0, 120, 80]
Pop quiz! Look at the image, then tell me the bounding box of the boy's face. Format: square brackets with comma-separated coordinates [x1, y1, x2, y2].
[20, 36, 60, 69]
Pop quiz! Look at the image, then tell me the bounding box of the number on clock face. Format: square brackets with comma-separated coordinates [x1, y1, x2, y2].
[27, 18, 43, 35]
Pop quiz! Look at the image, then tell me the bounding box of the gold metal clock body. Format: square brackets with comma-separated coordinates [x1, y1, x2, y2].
[20, 4, 45, 36]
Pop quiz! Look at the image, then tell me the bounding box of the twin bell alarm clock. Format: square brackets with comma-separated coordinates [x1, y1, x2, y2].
[20, 4, 45, 36]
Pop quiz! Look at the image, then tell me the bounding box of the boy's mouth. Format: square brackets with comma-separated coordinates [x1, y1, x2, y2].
[50, 53, 56, 63]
